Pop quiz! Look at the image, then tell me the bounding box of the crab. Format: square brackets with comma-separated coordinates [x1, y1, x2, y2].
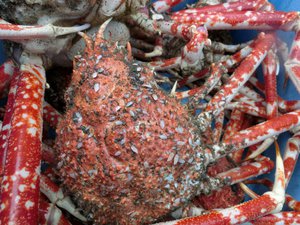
[0, 0, 300, 224]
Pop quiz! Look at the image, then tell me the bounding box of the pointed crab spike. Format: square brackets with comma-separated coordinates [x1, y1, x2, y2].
[95, 18, 113, 46]
[78, 31, 93, 52]
[272, 141, 286, 195]
[239, 183, 259, 199]
[245, 137, 275, 160]
[126, 42, 133, 61]
[170, 80, 178, 97]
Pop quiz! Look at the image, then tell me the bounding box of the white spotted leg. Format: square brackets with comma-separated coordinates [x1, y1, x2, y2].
[0, 52, 46, 224]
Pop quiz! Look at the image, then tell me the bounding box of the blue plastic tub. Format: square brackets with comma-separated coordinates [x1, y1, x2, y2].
[0, 0, 299, 215]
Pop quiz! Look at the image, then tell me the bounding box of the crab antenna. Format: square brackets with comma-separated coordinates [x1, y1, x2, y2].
[95, 18, 113, 46]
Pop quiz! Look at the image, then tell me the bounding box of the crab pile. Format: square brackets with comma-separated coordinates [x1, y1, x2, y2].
[0, 0, 300, 224]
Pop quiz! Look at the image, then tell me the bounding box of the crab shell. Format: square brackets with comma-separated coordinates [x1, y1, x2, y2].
[55, 24, 212, 224]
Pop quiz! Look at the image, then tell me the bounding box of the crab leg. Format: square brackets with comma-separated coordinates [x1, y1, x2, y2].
[0, 18, 90, 40]
[144, 36, 164, 58]
[209, 41, 251, 53]
[40, 175, 87, 221]
[212, 110, 224, 143]
[224, 110, 252, 163]
[263, 49, 279, 119]
[0, 68, 19, 180]
[245, 48, 279, 160]
[286, 195, 300, 211]
[215, 156, 274, 188]
[279, 99, 300, 112]
[226, 102, 267, 118]
[171, 11, 299, 31]
[178, 42, 253, 87]
[285, 30, 300, 93]
[155, 143, 285, 225]
[152, 0, 183, 13]
[39, 196, 71, 225]
[245, 178, 300, 212]
[218, 110, 300, 156]
[283, 131, 300, 186]
[176, 63, 225, 99]
[198, 33, 274, 128]
[249, 76, 300, 112]
[42, 143, 56, 165]
[0, 53, 45, 224]
[172, 0, 268, 16]
[149, 26, 209, 71]
[0, 60, 15, 97]
[248, 212, 300, 224]
[42, 102, 62, 128]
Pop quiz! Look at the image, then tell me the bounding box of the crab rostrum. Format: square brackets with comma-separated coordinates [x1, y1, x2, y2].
[55, 22, 222, 224]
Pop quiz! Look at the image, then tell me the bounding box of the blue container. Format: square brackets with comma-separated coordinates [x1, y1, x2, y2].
[0, 0, 299, 213]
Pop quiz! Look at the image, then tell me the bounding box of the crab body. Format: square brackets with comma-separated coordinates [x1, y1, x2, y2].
[1, 0, 300, 225]
[55, 32, 216, 224]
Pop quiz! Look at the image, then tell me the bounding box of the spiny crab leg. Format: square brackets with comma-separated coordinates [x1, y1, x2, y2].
[0, 18, 90, 40]
[0, 52, 45, 224]
[155, 142, 285, 225]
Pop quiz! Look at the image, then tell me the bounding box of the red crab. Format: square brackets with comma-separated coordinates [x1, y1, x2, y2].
[1, 0, 300, 225]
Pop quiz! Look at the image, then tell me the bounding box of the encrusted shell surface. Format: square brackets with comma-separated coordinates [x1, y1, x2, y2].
[55, 32, 205, 224]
